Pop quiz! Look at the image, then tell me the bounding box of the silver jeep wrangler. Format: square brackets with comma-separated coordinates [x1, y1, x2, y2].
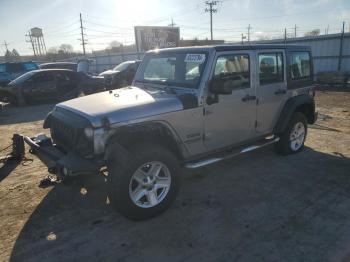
[25, 44, 317, 220]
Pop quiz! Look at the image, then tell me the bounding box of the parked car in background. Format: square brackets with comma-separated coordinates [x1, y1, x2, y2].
[99, 60, 141, 89]
[0, 69, 80, 106]
[0, 61, 39, 87]
[39, 62, 77, 71]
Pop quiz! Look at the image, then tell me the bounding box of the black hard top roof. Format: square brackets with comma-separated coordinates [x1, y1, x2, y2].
[150, 44, 311, 53]
[214, 44, 310, 51]
[40, 62, 77, 66]
[31, 68, 76, 73]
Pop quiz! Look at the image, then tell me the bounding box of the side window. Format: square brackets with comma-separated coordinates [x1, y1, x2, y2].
[290, 52, 311, 80]
[213, 54, 250, 90]
[259, 53, 284, 85]
[56, 72, 70, 81]
[33, 73, 55, 82]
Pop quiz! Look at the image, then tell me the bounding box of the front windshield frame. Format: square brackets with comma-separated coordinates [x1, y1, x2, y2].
[136, 50, 209, 89]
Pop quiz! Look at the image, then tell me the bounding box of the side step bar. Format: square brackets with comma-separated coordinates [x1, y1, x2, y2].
[184, 137, 279, 169]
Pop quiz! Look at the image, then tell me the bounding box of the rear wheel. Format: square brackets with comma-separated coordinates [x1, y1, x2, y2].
[106, 143, 180, 220]
[275, 112, 308, 155]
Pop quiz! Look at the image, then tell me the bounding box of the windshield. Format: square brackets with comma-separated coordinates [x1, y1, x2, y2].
[136, 52, 208, 88]
[10, 71, 35, 84]
[113, 61, 133, 71]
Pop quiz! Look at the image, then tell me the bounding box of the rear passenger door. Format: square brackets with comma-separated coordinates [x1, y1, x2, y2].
[56, 71, 75, 98]
[256, 51, 287, 134]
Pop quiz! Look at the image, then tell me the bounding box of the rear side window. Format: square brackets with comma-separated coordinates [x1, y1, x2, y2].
[290, 52, 311, 80]
[213, 54, 250, 90]
[259, 53, 284, 85]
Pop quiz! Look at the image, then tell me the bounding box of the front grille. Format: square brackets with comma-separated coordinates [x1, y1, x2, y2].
[50, 107, 93, 156]
[51, 117, 77, 150]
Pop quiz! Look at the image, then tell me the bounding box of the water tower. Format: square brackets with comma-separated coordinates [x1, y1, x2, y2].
[28, 27, 47, 56]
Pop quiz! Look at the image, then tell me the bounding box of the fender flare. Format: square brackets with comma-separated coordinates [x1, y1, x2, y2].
[273, 94, 315, 134]
[104, 121, 189, 160]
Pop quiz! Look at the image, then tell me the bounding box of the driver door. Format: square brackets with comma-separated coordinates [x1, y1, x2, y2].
[203, 51, 257, 150]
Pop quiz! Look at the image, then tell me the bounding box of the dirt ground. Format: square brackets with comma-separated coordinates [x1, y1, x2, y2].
[0, 86, 350, 262]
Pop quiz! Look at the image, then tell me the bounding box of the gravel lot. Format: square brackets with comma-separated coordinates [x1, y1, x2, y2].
[0, 86, 349, 262]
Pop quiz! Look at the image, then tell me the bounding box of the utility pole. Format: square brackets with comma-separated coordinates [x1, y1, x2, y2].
[338, 21, 345, 71]
[3, 41, 9, 52]
[205, 1, 218, 41]
[25, 31, 37, 57]
[247, 24, 252, 43]
[241, 34, 246, 45]
[80, 13, 86, 56]
[168, 18, 176, 27]
[284, 28, 287, 45]
[294, 24, 297, 38]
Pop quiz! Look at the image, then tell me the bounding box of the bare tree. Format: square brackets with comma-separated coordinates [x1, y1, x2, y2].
[11, 49, 20, 61]
[59, 44, 74, 54]
[304, 29, 320, 37]
[47, 47, 58, 54]
[108, 41, 122, 49]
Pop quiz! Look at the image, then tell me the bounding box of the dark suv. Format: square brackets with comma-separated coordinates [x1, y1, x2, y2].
[0, 61, 38, 87]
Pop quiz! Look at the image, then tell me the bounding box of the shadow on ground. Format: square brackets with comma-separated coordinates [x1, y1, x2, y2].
[9, 147, 350, 262]
[0, 103, 54, 125]
[0, 160, 20, 182]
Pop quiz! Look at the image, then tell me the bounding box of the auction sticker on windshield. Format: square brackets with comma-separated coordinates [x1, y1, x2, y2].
[185, 54, 206, 63]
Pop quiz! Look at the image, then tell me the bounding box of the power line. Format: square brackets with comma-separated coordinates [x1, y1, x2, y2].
[205, 1, 219, 40]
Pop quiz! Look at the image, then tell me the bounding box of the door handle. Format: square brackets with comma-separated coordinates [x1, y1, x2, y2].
[274, 89, 287, 95]
[241, 94, 256, 102]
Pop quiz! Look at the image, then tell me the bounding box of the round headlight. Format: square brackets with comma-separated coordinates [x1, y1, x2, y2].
[84, 127, 94, 140]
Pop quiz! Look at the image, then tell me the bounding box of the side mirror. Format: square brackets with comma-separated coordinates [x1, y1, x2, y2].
[209, 75, 233, 95]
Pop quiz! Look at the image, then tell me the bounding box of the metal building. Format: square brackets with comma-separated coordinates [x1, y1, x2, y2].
[254, 32, 350, 74]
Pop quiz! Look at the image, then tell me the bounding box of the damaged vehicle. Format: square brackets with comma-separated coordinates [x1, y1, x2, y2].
[24, 45, 317, 220]
[99, 60, 141, 90]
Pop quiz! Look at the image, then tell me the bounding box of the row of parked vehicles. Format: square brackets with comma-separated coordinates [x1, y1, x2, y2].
[0, 59, 141, 106]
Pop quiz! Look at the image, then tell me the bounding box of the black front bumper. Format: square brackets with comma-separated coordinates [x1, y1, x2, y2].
[24, 135, 100, 176]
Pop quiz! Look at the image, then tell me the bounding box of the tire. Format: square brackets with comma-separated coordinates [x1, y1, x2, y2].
[275, 112, 308, 155]
[106, 143, 180, 220]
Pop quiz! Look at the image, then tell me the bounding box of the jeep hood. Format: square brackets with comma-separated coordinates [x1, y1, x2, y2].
[56, 86, 195, 127]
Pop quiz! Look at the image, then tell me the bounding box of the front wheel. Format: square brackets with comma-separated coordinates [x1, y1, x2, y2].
[106, 143, 180, 220]
[275, 112, 308, 155]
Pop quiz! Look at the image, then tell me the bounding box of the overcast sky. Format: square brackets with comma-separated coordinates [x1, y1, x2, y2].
[0, 0, 349, 55]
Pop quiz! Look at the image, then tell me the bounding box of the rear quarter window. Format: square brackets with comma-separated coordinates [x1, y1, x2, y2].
[289, 52, 311, 80]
